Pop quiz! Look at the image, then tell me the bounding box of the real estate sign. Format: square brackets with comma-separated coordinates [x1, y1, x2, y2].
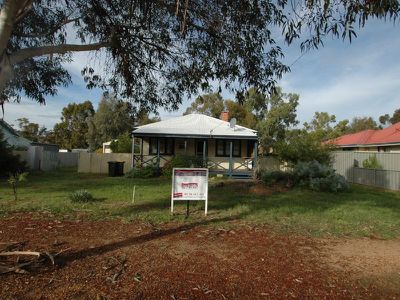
[171, 168, 209, 215]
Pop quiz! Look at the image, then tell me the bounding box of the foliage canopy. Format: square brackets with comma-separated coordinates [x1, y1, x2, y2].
[0, 0, 398, 113]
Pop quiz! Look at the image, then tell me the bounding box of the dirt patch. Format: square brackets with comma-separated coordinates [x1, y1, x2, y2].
[321, 238, 400, 295]
[249, 182, 288, 196]
[212, 180, 288, 196]
[0, 213, 398, 299]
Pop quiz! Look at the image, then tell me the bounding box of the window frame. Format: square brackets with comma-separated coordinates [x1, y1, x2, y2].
[149, 137, 175, 155]
[215, 139, 241, 157]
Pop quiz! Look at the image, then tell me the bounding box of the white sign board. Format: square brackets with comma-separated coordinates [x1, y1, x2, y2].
[171, 168, 209, 215]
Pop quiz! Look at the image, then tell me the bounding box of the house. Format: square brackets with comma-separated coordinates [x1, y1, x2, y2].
[0, 119, 31, 149]
[330, 122, 400, 152]
[132, 113, 258, 177]
[102, 141, 112, 153]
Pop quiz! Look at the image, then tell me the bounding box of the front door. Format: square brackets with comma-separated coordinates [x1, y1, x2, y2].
[195, 140, 207, 157]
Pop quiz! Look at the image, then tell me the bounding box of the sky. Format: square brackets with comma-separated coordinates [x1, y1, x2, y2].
[3, 19, 400, 130]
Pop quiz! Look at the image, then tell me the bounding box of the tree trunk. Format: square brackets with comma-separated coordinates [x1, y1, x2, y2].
[0, 52, 13, 93]
[0, 0, 18, 54]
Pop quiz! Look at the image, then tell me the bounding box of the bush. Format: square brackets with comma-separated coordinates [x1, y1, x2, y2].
[162, 155, 206, 177]
[125, 165, 159, 178]
[69, 190, 94, 202]
[261, 170, 294, 186]
[309, 174, 349, 192]
[293, 160, 349, 192]
[362, 155, 382, 169]
[293, 160, 333, 186]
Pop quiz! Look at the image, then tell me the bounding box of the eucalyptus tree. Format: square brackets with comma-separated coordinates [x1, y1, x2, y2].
[0, 0, 398, 115]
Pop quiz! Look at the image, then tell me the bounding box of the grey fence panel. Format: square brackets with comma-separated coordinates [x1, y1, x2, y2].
[41, 151, 59, 171]
[58, 152, 79, 167]
[332, 151, 400, 190]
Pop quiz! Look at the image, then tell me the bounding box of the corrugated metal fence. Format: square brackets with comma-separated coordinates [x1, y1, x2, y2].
[332, 151, 400, 190]
[13, 148, 79, 171]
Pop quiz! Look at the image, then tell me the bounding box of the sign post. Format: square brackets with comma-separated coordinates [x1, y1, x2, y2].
[171, 168, 209, 216]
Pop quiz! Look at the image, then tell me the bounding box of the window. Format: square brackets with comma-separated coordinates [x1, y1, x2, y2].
[378, 146, 390, 152]
[215, 140, 241, 157]
[166, 138, 174, 154]
[216, 140, 225, 156]
[133, 138, 141, 154]
[177, 140, 186, 150]
[196, 140, 207, 156]
[247, 141, 255, 157]
[149, 138, 174, 155]
[149, 138, 158, 154]
[232, 140, 240, 156]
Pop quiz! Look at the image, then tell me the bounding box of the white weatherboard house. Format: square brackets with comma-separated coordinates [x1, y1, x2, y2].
[132, 113, 258, 177]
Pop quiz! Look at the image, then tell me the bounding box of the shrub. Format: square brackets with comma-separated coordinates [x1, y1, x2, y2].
[293, 160, 333, 185]
[362, 155, 382, 169]
[125, 165, 159, 178]
[162, 155, 206, 177]
[292, 160, 349, 192]
[309, 174, 349, 192]
[69, 190, 94, 202]
[8, 172, 29, 201]
[261, 170, 294, 186]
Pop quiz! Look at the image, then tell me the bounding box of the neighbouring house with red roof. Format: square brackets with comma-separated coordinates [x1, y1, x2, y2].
[329, 122, 400, 152]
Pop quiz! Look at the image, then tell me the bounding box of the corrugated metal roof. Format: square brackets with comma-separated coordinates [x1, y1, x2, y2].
[133, 114, 257, 139]
[0, 119, 31, 148]
[330, 122, 400, 147]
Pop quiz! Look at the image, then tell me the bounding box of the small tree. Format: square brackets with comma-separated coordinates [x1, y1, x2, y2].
[362, 155, 383, 169]
[275, 129, 334, 166]
[8, 172, 28, 201]
[110, 133, 132, 153]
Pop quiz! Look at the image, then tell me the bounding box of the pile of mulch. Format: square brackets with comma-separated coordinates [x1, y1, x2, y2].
[0, 213, 395, 299]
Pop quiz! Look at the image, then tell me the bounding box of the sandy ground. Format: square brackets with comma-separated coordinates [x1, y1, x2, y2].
[0, 213, 399, 299]
[321, 237, 400, 296]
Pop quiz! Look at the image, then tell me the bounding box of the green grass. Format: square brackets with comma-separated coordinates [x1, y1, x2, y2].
[0, 169, 399, 238]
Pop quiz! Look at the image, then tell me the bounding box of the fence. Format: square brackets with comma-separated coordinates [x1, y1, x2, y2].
[332, 151, 400, 190]
[78, 153, 132, 174]
[13, 148, 79, 171]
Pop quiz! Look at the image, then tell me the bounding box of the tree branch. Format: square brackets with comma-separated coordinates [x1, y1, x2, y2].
[17, 17, 81, 38]
[10, 42, 110, 65]
[15, 0, 35, 23]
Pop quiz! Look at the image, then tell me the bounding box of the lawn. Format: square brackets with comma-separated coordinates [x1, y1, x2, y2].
[0, 169, 399, 238]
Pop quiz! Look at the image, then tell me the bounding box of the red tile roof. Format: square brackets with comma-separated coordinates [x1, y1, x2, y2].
[330, 123, 400, 147]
